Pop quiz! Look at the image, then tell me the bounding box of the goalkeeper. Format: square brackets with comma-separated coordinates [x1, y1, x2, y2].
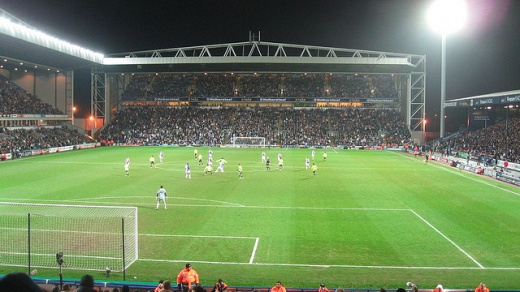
[156, 185, 167, 210]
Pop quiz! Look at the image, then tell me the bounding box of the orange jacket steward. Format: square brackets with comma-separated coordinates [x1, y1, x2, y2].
[177, 263, 199, 290]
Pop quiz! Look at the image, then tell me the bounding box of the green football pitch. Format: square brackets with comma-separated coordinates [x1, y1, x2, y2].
[0, 147, 519, 289]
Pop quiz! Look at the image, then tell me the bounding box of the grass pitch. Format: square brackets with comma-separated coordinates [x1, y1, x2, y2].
[0, 147, 519, 289]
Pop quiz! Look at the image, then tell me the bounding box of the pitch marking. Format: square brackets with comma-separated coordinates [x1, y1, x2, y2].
[409, 209, 485, 269]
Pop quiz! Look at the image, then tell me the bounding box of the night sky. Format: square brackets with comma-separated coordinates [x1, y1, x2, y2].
[1, 0, 519, 131]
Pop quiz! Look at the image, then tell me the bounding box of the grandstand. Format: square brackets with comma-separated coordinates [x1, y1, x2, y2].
[432, 90, 520, 185]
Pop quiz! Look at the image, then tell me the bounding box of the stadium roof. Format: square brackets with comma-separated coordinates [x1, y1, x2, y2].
[101, 40, 422, 74]
[445, 89, 520, 108]
[0, 9, 422, 75]
[0, 9, 103, 71]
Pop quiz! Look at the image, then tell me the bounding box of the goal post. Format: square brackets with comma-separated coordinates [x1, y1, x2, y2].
[0, 203, 138, 273]
[231, 136, 266, 148]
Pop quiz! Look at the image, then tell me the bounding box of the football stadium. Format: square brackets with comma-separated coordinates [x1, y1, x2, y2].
[1, 2, 520, 292]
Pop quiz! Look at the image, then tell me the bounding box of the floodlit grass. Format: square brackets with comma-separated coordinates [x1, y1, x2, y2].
[0, 147, 519, 289]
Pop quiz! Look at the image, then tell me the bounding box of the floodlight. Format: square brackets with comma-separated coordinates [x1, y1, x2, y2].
[427, 0, 467, 35]
[427, 0, 467, 138]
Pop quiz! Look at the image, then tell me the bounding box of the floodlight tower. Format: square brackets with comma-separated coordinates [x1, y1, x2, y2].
[427, 0, 467, 138]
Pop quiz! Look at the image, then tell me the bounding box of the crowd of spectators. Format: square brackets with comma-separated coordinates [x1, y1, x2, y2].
[0, 126, 94, 157]
[0, 271, 493, 292]
[99, 106, 411, 147]
[283, 74, 324, 97]
[238, 74, 280, 97]
[0, 75, 64, 115]
[120, 73, 398, 99]
[432, 116, 520, 163]
[0, 74, 92, 157]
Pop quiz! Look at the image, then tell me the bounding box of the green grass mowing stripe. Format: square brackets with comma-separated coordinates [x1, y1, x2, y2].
[139, 207, 487, 268]
[139, 234, 258, 263]
[408, 209, 483, 268]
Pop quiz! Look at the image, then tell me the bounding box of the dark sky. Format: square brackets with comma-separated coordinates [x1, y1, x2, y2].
[1, 0, 519, 130]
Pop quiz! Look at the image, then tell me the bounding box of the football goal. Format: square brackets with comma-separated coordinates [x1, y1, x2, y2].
[231, 136, 266, 148]
[0, 202, 138, 272]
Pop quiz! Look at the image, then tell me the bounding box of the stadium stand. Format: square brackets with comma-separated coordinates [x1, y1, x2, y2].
[0, 77, 94, 157]
[424, 116, 520, 185]
[431, 116, 520, 164]
[0, 75, 64, 116]
[119, 73, 397, 100]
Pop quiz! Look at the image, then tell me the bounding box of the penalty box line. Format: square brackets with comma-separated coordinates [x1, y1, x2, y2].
[140, 233, 260, 264]
[408, 209, 485, 269]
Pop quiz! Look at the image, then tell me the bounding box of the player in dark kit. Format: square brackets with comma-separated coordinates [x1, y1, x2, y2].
[266, 157, 271, 170]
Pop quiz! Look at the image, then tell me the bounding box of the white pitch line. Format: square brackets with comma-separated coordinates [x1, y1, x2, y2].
[0, 198, 411, 211]
[249, 238, 260, 264]
[56, 196, 246, 207]
[246, 206, 409, 211]
[409, 209, 485, 269]
[137, 258, 520, 270]
[140, 233, 258, 239]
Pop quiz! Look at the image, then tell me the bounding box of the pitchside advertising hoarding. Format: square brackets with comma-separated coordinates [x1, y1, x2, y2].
[120, 96, 399, 103]
[497, 160, 520, 171]
[444, 93, 520, 108]
[0, 114, 68, 118]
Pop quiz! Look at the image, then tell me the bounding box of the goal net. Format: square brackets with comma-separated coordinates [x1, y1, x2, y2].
[231, 136, 266, 148]
[0, 203, 138, 272]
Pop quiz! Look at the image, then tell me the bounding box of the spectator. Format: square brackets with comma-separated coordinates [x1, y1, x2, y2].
[160, 281, 173, 292]
[77, 275, 96, 292]
[475, 283, 489, 292]
[0, 272, 42, 292]
[318, 283, 329, 292]
[193, 286, 206, 292]
[271, 281, 286, 292]
[212, 279, 228, 292]
[154, 280, 164, 292]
